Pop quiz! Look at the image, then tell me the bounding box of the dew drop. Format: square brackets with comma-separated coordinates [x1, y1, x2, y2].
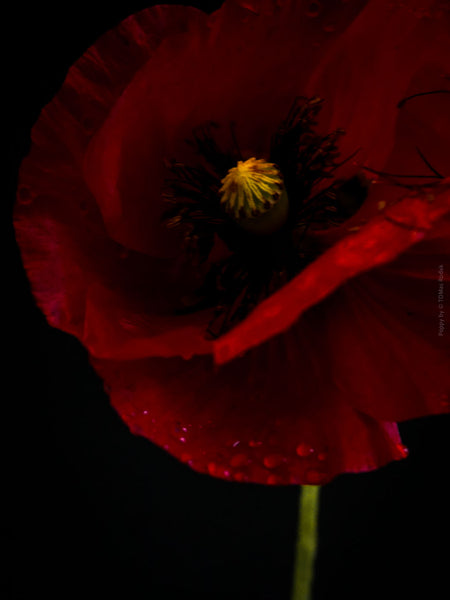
[263, 305, 282, 318]
[296, 442, 315, 458]
[263, 454, 285, 469]
[306, 1, 321, 17]
[411, 230, 425, 242]
[208, 463, 231, 479]
[438, 393, 449, 408]
[178, 437, 187, 444]
[396, 443, 409, 458]
[181, 453, 193, 464]
[234, 472, 249, 482]
[267, 474, 283, 485]
[249, 440, 263, 448]
[226, 439, 241, 448]
[230, 453, 249, 468]
[305, 469, 327, 484]
[207, 462, 217, 476]
[317, 451, 328, 462]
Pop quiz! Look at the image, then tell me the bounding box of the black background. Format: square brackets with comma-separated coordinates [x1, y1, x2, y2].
[7, 2, 450, 599]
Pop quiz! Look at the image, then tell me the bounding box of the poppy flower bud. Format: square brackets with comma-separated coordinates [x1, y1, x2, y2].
[219, 157, 289, 234]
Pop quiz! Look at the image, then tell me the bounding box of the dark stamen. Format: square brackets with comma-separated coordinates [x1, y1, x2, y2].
[163, 98, 366, 338]
[229, 121, 243, 161]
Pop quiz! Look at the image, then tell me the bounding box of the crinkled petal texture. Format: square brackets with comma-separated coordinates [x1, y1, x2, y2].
[15, 0, 450, 485]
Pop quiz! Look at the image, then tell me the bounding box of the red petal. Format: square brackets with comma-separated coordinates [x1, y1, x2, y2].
[14, 6, 218, 356]
[214, 181, 450, 364]
[92, 303, 406, 486]
[14, 192, 214, 358]
[305, 0, 449, 177]
[82, 282, 213, 360]
[383, 63, 450, 181]
[83, 7, 208, 257]
[322, 272, 449, 423]
[84, 0, 369, 257]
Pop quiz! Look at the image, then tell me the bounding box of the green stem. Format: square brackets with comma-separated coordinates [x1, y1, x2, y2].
[291, 485, 321, 600]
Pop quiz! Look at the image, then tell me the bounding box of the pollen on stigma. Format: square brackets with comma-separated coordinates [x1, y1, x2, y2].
[219, 157, 289, 234]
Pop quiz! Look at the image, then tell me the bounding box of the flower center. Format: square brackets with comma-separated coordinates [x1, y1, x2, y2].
[219, 158, 289, 234]
[163, 97, 367, 338]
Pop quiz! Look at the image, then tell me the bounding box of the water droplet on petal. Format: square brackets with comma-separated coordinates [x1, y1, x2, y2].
[296, 442, 315, 458]
[317, 451, 328, 462]
[181, 453, 193, 464]
[263, 305, 282, 318]
[267, 474, 283, 485]
[289, 475, 302, 485]
[230, 453, 249, 468]
[226, 439, 241, 448]
[249, 440, 263, 448]
[396, 443, 409, 457]
[411, 230, 425, 242]
[179, 437, 187, 444]
[207, 463, 231, 479]
[234, 472, 249, 482]
[263, 454, 285, 469]
[306, 1, 321, 17]
[439, 393, 449, 408]
[305, 469, 327, 484]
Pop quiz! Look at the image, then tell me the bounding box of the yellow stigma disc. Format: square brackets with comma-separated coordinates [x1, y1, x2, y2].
[219, 157, 289, 234]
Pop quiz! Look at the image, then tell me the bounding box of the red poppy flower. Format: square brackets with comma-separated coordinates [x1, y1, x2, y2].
[15, 0, 450, 485]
